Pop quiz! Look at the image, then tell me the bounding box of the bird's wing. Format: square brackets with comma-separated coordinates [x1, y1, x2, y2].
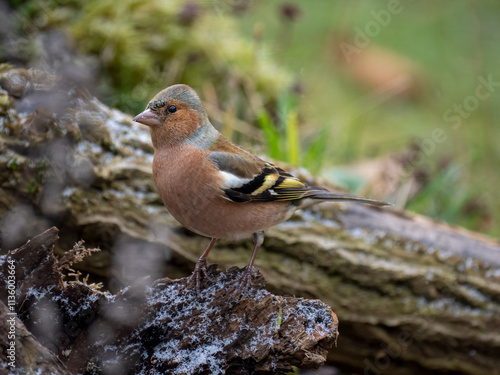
[208, 152, 311, 203]
[208, 152, 391, 206]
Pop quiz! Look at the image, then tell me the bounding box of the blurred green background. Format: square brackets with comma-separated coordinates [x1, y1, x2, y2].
[2, 0, 499, 237]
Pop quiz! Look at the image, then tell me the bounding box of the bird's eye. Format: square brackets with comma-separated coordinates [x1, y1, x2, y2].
[167, 105, 177, 114]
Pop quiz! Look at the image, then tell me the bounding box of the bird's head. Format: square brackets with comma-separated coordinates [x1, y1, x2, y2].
[134, 84, 209, 148]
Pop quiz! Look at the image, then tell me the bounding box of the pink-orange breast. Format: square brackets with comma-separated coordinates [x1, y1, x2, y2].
[152, 145, 295, 240]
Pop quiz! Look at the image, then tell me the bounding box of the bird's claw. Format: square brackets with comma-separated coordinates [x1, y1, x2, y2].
[229, 266, 257, 298]
[188, 258, 215, 291]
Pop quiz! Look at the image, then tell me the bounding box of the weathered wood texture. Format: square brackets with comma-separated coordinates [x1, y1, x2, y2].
[0, 227, 70, 375]
[1, 68, 500, 374]
[0, 301, 71, 375]
[0, 227, 338, 374]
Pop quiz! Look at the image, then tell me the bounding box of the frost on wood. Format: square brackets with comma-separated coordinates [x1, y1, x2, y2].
[103, 268, 337, 374]
[0, 228, 339, 374]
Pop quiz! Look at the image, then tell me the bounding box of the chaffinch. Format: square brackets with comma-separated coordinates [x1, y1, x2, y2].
[133, 84, 389, 293]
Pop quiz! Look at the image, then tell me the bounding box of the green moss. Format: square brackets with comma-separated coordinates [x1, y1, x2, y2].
[7, 158, 19, 171]
[23, 180, 39, 194]
[12, 0, 292, 115]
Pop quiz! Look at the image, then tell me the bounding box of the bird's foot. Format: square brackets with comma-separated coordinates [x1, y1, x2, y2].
[229, 266, 258, 298]
[188, 258, 215, 291]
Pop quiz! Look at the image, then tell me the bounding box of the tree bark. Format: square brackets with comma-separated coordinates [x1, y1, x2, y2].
[0, 301, 71, 375]
[0, 227, 338, 374]
[1, 67, 499, 374]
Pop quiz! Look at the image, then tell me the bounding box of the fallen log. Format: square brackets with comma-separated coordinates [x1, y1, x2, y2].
[0, 227, 338, 374]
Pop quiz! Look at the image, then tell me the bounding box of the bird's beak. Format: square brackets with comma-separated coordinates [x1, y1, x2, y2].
[133, 108, 161, 127]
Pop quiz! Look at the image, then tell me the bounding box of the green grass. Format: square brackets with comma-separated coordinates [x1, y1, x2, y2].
[237, 0, 500, 237]
[257, 93, 330, 175]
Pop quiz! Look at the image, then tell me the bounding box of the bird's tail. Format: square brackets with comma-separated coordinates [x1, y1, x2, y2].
[302, 188, 391, 207]
[311, 192, 390, 206]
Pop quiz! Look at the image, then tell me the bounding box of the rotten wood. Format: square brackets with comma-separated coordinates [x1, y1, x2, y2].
[0, 301, 70, 375]
[0, 228, 338, 374]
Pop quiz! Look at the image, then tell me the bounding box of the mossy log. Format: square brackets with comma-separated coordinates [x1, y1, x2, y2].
[0, 227, 338, 374]
[1, 68, 500, 374]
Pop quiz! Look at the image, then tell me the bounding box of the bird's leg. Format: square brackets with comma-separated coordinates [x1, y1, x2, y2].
[231, 231, 264, 296]
[188, 238, 217, 291]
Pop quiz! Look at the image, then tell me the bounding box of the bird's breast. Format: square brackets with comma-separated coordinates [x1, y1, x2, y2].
[153, 146, 220, 215]
[152, 146, 294, 240]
